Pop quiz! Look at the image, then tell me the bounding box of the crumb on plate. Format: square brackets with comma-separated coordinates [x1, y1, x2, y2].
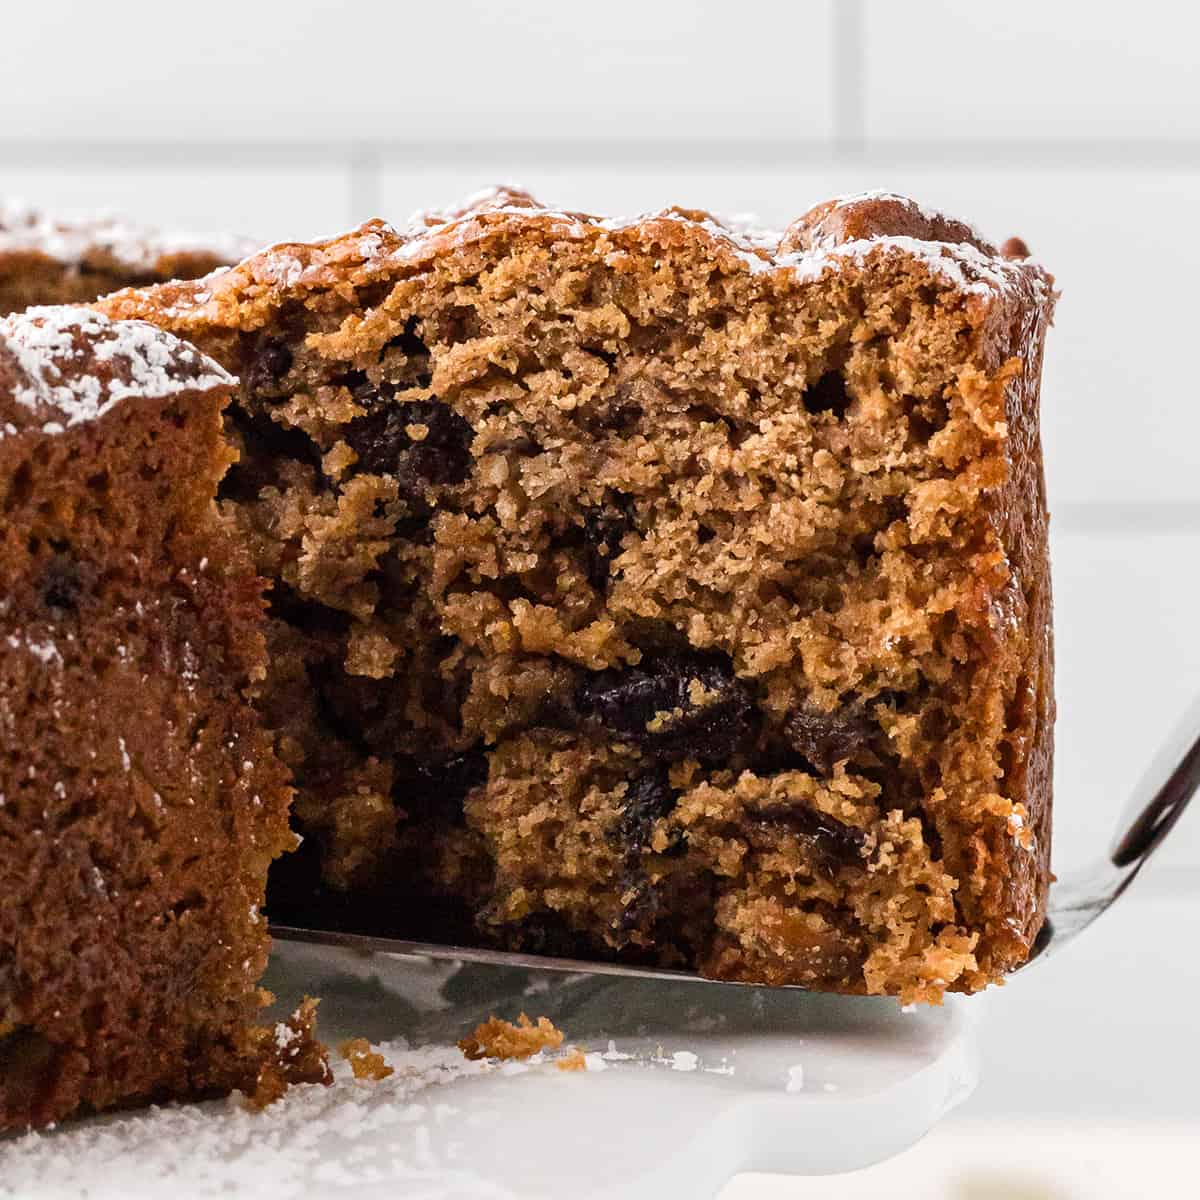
[458, 1013, 565, 1062]
[338, 1037, 395, 1081]
[555, 1048, 587, 1072]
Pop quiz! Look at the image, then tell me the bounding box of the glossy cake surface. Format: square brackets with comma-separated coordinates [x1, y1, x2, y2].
[0, 308, 326, 1130]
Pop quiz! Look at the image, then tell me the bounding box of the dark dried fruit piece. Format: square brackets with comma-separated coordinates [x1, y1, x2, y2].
[245, 339, 294, 394]
[784, 702, 877, 774]
[610, 770, 687, 941]
[577, 653, 751, 761]
[580, 497, 634, 590]
[345, 388, 473, 493]
[615, 770, 677, 850]
[771, 806, 868, 871]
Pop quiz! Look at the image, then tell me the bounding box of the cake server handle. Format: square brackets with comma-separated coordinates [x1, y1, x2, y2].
[1109, 693, 1200, 870]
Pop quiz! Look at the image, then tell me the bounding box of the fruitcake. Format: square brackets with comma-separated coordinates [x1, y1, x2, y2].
[98, 187, 1056, 1004]
[0, 202, 255, 316]
[0, 307, 327, 1131]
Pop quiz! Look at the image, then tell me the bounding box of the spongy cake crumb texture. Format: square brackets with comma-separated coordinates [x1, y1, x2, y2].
[89, 185, 1055, 1006]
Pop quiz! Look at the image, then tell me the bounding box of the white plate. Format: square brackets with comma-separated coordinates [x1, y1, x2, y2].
[0, 942, 979, 1199]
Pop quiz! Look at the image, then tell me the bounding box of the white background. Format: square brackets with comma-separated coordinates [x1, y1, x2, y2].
[3, 2, 1198, 1194]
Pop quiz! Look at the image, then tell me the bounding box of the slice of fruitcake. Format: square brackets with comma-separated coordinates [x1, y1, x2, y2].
[98, 187, 1056, 1003]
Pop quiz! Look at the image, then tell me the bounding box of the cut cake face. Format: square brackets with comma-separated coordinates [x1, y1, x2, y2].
[93, 186, 1055, 1004]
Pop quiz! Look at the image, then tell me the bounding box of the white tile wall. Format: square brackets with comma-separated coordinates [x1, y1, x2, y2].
[1051, 530, 1200, 874]
[865, 0, 1200, 141]
[1, 0, 833, 143]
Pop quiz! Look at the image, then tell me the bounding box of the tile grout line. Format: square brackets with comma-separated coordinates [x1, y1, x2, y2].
[7, 139, 1200, 171]
[832, 0, 866, 155]
[347, 147, 383, 224]
[1052, 503, 1200, 534]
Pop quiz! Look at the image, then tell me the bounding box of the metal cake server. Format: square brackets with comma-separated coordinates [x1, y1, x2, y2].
[272, 696, 1200, 984]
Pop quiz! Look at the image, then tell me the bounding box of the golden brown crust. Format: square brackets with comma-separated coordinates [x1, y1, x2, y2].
[781, 192, 995, 256]
[99, 186, 1046, 337]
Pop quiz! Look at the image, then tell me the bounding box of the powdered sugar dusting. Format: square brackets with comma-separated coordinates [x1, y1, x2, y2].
[0, 1042, 498, 1200]
[384, 187, 1042, 302]
[0, 307, 234, 438]
[787, 233, 1039, 301]
[0, 201, 256, 274]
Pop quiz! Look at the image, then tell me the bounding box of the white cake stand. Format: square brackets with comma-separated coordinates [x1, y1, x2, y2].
[0, 940, 979, 1200]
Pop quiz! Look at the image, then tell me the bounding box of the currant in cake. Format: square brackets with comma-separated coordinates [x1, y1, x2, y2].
[0, 308, 328, 1131]
[98, 187, 1055, 1005]
[0, 203, 256, 316]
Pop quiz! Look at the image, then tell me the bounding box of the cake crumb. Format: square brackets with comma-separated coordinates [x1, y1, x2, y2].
[243, 997, 332, 1111]
[338, 1037, 394, 1081]
[458, 1013, 565, 1062]
[555, 1048, 587, 1072]
[244, 1064, 290, 1111]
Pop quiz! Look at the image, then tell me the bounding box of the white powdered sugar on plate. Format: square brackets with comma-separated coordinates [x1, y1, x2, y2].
[0, 307, 234, 438]
[0, 1043, 495, 1200]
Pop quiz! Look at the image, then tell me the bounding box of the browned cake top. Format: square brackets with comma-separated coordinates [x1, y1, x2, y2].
[0, 201, 257, 275]
[0, 306, 233, 438]
[104, 186, 1052, 337]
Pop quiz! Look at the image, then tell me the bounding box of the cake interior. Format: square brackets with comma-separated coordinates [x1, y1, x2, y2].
[199, 226, 1037, 1001]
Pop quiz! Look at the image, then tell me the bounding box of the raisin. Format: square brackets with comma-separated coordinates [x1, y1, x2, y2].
[39, 554, 84, 612]
[580, 497, 634, 590]
[772, 806, 868, 871]
[608, 770, 686, 941]
[614, 867, 663, 936]
[246, 339, 294, 394]
[577, 652, 751, 761]
[784, 703, 877, 774]
[344, 387, 473, 492]
[392, 749, 488, 828]
[805, 370, 851, 419]
[615, 770, 676, 850]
